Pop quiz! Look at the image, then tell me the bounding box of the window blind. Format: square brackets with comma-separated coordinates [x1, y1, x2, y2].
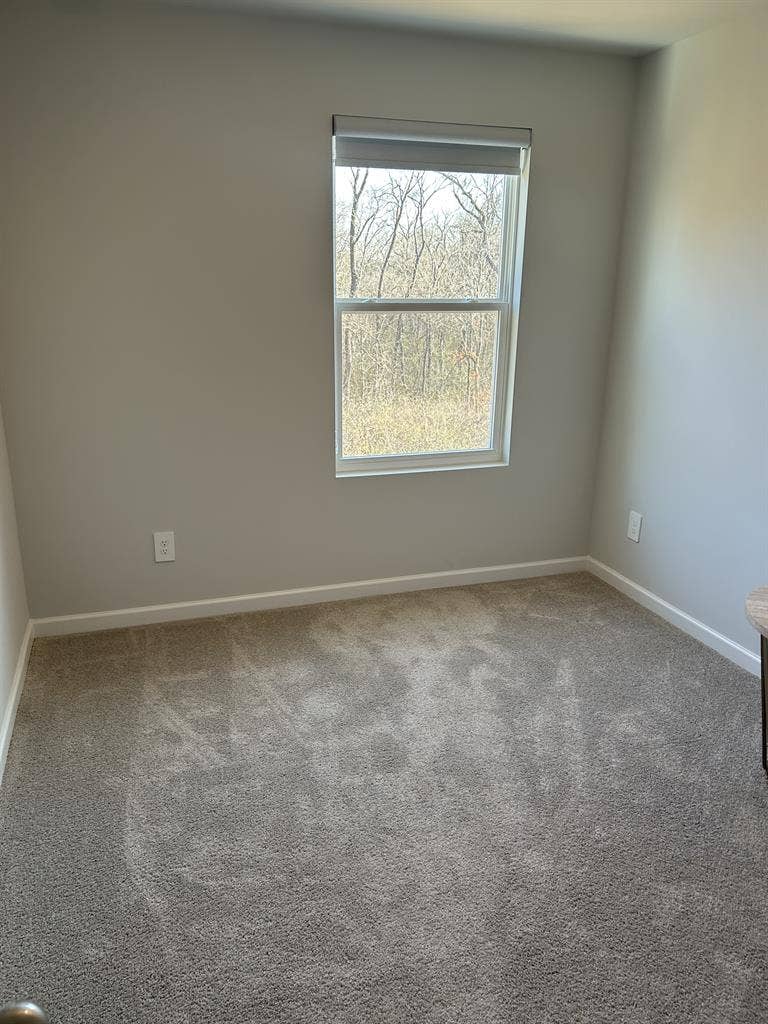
[333, 115, 531, 175]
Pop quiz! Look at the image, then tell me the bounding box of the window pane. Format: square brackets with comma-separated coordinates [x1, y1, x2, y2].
[334, 168, 505, 300]
[340, 310, 498, 457]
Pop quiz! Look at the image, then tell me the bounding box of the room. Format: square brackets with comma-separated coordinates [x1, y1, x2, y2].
[0, 0, 766, 1020]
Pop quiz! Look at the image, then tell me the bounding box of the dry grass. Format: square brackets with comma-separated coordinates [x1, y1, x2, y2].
[342, 396, 491, 457]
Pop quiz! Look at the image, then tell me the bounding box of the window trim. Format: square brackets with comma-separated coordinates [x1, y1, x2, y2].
[333, 152, 530, 478]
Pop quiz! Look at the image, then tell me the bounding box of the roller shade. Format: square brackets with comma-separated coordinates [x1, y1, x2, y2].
[333, 115, 531, 175]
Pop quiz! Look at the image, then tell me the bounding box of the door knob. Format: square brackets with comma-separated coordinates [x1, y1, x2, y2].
[0, 1003, 49, 1024]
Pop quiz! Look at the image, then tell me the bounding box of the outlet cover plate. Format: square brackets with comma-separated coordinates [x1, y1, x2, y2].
[153, 530, 176, 563]
[627, 510, 643, 544]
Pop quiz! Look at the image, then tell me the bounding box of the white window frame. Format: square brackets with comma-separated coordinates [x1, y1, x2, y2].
[333, 136, 530, 479]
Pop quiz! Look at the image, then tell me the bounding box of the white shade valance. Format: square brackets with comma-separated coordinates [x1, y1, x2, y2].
[333, 115, 531, 175]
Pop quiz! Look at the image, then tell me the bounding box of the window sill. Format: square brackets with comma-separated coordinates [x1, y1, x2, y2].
[335, 454, 509, 478]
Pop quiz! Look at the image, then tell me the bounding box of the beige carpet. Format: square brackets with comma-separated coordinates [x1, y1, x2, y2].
[1, 572, 766, 1023]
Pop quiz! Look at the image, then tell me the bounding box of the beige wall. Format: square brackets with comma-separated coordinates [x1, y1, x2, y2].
[0, 1, 636, 617]
[0, 399, 29, 732]
[591, 8, 768, 651]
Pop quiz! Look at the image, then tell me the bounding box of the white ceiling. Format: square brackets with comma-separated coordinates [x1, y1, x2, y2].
[163, 0, 766, 52]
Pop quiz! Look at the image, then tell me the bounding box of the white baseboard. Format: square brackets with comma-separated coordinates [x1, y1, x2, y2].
[2, 555, 754, 790]
[0, 619, 34, 785]
[29, 554, 759, 680]
[33, 556, 590, 637]
[588, 557, 760, 677]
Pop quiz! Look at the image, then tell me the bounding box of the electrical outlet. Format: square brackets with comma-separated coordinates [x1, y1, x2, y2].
[627, 510, 643, 544]
[153, 530, 175, 563]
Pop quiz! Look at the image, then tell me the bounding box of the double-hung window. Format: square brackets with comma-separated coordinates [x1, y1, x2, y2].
[332, 115, 531, 476]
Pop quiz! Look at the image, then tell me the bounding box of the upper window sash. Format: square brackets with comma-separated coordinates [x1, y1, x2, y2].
[333, 150, 522, 303]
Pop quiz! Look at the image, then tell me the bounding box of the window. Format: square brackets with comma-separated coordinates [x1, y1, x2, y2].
[333, 115, 531, 476]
